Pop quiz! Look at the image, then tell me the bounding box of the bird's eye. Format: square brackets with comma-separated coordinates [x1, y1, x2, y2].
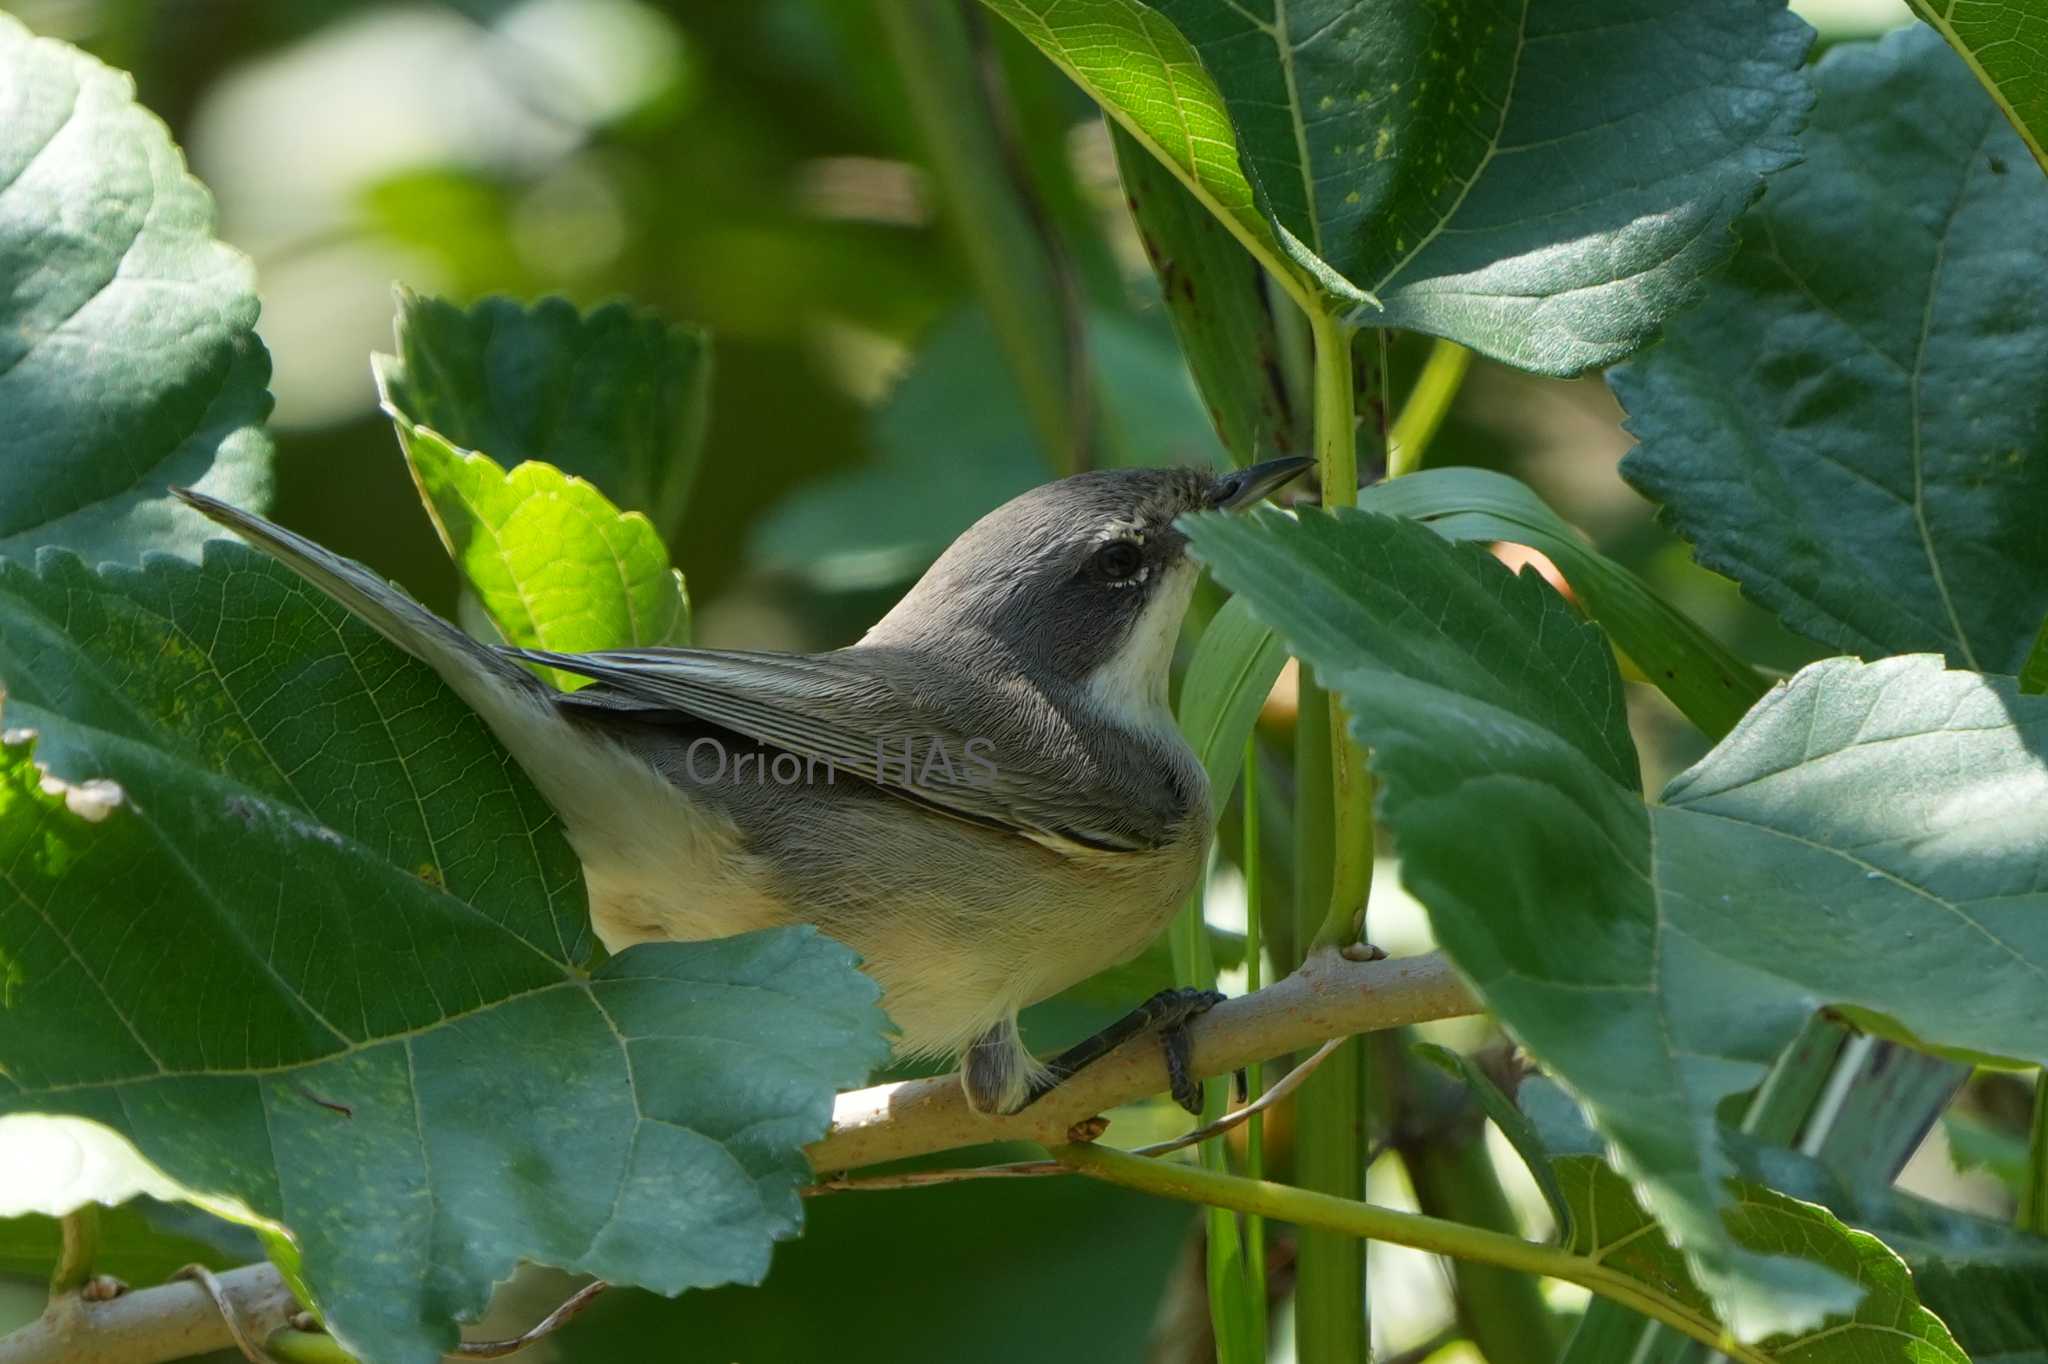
[1091, 539, 1144, 582]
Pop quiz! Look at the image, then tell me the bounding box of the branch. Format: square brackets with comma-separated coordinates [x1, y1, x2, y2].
[808, 949, 1479, 1172]
[0, 1264, 299, 1364]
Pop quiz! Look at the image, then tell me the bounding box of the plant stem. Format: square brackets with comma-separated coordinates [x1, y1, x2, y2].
[1242, 740, 1269, 1352]
[1386, 339, 1471, 479]
[1307, 308, 1371, 953]
[1055, 1143, 1771, 1364]
[2022, 1069, 2048, 1234]
[48, 1207, 97, 1295]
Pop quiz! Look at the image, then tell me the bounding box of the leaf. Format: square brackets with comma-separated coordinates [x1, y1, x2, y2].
[0, 1200, 254, 1284]
[1115, 122, 1305, 468]
[1145, 0, 1810, 373]
[0, 15, 272, 564]
[1412, 1042, 1572, 1245]
[0, 549, 890, 1364]
[1904, 0, 2048, 174]
[974, 0, 1331, 309]
[1613, 26, 2048, 675]
[1358, 467, 1767, 739]
[1520, 1079, 1971, 1364]
[1177, 595, 1287, 801]
[372, 291, 712, 541]
[1185, 504, 2048, 1337]
[384, 414, 691, 688]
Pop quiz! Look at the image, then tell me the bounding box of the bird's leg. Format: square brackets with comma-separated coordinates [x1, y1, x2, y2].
[1017, 986, 1225, 1116]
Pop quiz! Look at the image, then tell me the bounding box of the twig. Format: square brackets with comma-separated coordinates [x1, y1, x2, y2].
[1132, 1037, 1344, 1159]
[451, 1280, 608, 1358]
[173, 1266, 278, 1364]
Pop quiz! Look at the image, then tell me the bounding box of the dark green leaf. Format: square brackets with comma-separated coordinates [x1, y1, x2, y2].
[1187, 505, 2048, 1336]
[1115, 122, 1305, 467]
[1614, 27, 2048, 674]
[1412, 1042, 1572, 1245]
[1358, 467, 1767, 739]
[1148, 0, 1810, 372]
[0, 15, 272, 563]
[374, 291, 712, 541]
[1903, 1, 2048, 173]
[0, 549, 889, 1364]
[0, 1201, 251, 1285]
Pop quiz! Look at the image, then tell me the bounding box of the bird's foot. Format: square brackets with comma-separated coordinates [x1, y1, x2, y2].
[1020, 986, 1226, 1116]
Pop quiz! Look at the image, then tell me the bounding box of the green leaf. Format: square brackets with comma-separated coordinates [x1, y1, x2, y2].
[373, 291, 711, 541]
[1358, 467, 1767, 739]
[383, 414, 691, 687]
[1115, 122, 1305, 468]
[1613, 26, 2048, 674]
[1186, 504, 2048, 1337]
[0, 548, 889, 1364]
[974, 0, 1329, 312]
[1413, 1042, 1572, 1246]
[1521, 1079, 1973, 1364]
[0, 15, 272, 564]
[1177, 595, 1287, 801]
[1904, 0, 2048, 174]
[0, 1201, 253, 1285]
[1146, 0, 1810, 373]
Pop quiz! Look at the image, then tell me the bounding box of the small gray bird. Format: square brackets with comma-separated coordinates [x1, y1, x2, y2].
[175, 458, 1309, 1115]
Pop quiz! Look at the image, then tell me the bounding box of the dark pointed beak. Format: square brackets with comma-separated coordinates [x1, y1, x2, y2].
[1206, 456, 1315, 511]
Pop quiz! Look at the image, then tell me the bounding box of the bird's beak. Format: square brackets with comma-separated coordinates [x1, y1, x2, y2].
[1206, 456, 1315, 511]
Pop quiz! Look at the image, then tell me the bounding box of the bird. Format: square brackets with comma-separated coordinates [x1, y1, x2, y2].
[174, 456, 1311, 1116]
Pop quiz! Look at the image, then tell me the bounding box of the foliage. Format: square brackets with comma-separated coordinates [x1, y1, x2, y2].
[2, 1, 2046, 1362]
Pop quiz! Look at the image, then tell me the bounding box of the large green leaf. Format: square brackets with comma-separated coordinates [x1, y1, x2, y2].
[0, 548, 889, 1364]
[373, 291, 711, 541]
[382, 411, 691, 688]
[1613, 26, 2048, 675]
[1185, 504, 2048, 1337]
[1146, 0, 1811, 373]
[1358, 467, 1766, 739]
[1904, 1, 2048, 173]
[0, 15, 272, 564]
[1114, 123, 1305, 468]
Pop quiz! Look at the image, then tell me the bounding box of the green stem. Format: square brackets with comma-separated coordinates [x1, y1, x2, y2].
[1386, 339, 1471, 479]
[1307, 308, 1371, 953]
[2022, 1069, 2048, 1234]
[1242, 740, 1269, 1351]
[266, 1328, 357, 1363]
[48, 1207, 97, 1295]
[876, 0, 1092, 474]
[1055, 1143, 1770, 1364]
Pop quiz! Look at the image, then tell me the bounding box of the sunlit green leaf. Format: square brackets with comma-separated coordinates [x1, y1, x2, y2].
[0, 15, 272, 564]
[1614, 27, 2048, 674]
[1903, 1, 2048, 173]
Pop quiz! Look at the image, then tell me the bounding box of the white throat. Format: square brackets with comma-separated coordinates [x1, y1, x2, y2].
[1079, 558, 1199, 735]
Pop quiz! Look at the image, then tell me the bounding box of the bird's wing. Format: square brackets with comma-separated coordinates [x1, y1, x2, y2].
[518, 646, 1159, 852]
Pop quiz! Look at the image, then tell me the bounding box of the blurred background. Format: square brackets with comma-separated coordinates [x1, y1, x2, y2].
[9, 0, 2036, 1360]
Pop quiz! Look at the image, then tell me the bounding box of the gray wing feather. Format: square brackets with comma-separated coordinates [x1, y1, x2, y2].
[521, 645, 1155, 852]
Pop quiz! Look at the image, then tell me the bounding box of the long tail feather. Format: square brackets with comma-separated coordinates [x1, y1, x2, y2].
[171, 488, 541, 712]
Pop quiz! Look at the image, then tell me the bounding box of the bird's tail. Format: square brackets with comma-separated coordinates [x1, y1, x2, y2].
[172, 488, 543, 716]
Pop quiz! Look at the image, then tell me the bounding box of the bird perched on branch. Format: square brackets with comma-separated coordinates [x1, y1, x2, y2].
[177, 457, 1310, 1115]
